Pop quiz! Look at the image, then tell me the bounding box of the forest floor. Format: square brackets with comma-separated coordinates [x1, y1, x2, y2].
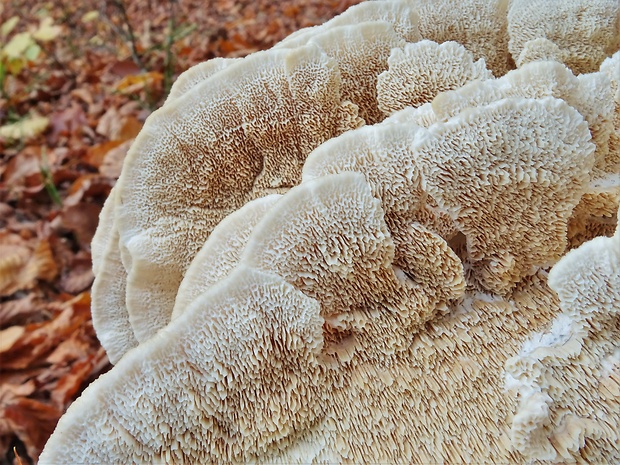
[0, 0, 361, 463]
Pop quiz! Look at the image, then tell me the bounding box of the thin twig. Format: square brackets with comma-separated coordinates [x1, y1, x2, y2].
[100, 0, 146, 71]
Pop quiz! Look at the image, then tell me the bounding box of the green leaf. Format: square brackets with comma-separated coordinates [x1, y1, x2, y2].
[24, 43, 41, 61]
[2, 32, 33, 59]
[1, 16, 19, 38]
[81, 10, 100, 23]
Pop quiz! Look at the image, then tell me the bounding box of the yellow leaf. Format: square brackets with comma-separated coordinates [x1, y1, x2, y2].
[32, 17, 62, 42]
[0, 115, 49, 141]
[2, 32, 33, 59]
[1, 16, 19, 38]
[6, 57, 25, 74]
[114, 72, 163, 93]
[81, 10, 100, 23]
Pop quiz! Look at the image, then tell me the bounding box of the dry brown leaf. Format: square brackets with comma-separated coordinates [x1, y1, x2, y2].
[0, 326, 25, 352]
[59, 253, 94, 294]
[0, 294, 40, 328]
[59, 203, 101, 250]
[83, 139, 125, 169]
[49, 356, 95, 407]
[0, 235, 58, 296]
[1, 396, 61, 461]
[100, 138, 133, 178]
[0, 293, 90, 370]
[63, 174, 113, 206]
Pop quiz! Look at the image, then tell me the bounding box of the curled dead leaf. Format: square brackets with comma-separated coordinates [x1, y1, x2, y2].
[0, 232, 57, 297]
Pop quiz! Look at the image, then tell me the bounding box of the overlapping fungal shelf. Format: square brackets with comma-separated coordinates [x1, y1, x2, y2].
[41, 0, 620, 463]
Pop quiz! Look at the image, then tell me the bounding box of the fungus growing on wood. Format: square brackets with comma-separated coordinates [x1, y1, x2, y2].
[114, 44, 362, 342]
[377, 40, 493, 116]
[507, 0, 620, 74]
[413, 97, 595, 294]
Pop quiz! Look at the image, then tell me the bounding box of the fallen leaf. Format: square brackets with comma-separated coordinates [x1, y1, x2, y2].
[59, 253, 94, 294]
[108, 58, 142, 77]
[0, 232, 57, 297]
[48, 104, 88, 143]
[1, 396, 61, 461]
[81, 11, 99, 23]
[0, 115, 49, 142]
[100, 138, 133, 178]
[1, 17, 19, 38]
[49, 357, 94, 407]
[60, 203, 101, 250]
[83, 141, 122, 169]
[0, 294, 39, 328]
[0, 326, 25, 352]
[1, 32, 32, 59]
[32, 17, 62, 42]
[0, 293, 91, 370]
[114, 71, 162, 94]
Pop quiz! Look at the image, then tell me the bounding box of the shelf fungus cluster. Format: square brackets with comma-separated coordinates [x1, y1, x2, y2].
[41, 0, 619, 464]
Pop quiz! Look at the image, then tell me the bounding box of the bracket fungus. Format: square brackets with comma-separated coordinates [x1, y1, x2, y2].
[43, 0, 619, 463]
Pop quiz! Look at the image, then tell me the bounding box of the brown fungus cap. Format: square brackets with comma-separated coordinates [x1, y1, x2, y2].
[302, 123, 427, 238]
[505, 210, 620, 462]
[43, 168, 612, 463]
[507, 0, 620, 75]
[172, 194, 281, 320]
[240, 172, 399, 320]
[114, 44, 362, 342]
[413, 96, 595, 294]
[301, 121, 458, 243]
[377, 40, 493, 117]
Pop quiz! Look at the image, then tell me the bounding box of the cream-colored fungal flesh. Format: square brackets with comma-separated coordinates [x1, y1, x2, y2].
[54, 0, 620, 462]
[377, 40, 493, 116]
[506, 211, 620, 463]
[90, 187, 138, 364]
[172, 194, 281, 320]
[281, 21, 405, 124]
[115, 45, 362, 342]
[90, 227, 137, 364]
[507, 0, 620, 74]
[277, 0, 421, 48]
[413, 97, 595, 294]
[407, 0, 513, 76]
